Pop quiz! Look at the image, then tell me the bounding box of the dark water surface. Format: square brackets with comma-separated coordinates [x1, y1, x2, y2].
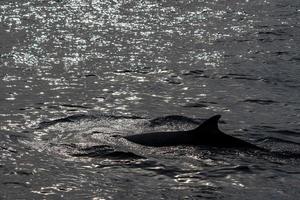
[1, 0, 300, 199]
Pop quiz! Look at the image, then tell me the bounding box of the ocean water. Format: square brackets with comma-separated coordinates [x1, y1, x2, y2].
[1, 0, 300, 199]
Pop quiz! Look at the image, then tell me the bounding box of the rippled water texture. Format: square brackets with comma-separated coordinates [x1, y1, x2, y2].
[1, 0, 300, 199]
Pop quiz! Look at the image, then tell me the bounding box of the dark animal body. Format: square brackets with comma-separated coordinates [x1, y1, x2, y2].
[125, 115, 264, 150]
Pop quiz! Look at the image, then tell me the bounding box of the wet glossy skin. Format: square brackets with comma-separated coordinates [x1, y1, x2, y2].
[125, 115, 263, 149]
[1, 0, 299, 199]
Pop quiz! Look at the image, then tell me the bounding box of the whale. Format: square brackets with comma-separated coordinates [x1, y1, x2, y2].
[125, 115, 264, 150]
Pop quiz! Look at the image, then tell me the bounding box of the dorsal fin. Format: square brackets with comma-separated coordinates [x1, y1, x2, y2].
[194, 115, 221, 132]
